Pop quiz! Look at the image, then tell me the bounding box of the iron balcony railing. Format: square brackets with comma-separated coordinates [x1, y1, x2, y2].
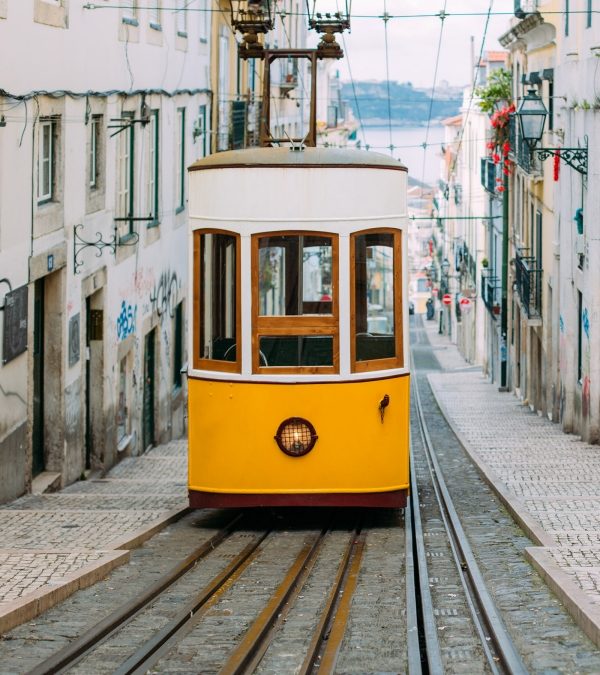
[481, 269, 501, 318]
[508, 115, 540, 175]
[515, 248, 542, 319]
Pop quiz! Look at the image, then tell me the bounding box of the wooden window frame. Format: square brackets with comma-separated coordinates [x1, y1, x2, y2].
[38, 119, 55, 203]
[350, 228, 403, 373]
[193, 229, 241, 373]
[251, 231, 339, 375]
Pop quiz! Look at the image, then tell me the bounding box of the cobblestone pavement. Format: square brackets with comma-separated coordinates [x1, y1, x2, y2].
[0, 441, 187, 632]
[424, 318, 600, 648]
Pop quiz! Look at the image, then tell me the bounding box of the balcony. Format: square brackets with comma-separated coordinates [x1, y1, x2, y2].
[508, 115, 540, 175]
[481, 269, 501, 318]
[515, 248, 542, 319]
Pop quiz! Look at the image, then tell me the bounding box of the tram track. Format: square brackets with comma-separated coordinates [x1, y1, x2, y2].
[27, 513, 259, 675]
[410, 321, 527, 674]
[27, 510, 386, 675]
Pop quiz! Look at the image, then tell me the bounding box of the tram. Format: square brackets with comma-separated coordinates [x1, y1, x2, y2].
[187, 146, 410, 508]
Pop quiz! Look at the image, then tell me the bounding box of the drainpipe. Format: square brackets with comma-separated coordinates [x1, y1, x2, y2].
[500, 171, 509, 389]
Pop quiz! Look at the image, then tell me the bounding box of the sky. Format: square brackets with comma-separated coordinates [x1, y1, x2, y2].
[311, 0, 514, 87]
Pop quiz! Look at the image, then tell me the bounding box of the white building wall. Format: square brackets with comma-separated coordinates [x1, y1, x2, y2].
[0, 1, 211, 501]
[554, 6, 600, 442]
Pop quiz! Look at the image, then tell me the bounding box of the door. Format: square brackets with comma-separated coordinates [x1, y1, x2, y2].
[143, 329, 156, 451]
[32, 278, 45, 475]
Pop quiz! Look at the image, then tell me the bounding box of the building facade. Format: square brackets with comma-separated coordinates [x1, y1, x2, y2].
[0, 0, 211, 503]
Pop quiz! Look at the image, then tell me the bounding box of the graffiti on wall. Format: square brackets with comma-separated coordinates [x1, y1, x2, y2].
[117, 301, 137, 341]
[150, 270, 180, 320]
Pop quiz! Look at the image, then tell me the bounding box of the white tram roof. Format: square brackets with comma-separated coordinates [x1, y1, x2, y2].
[189, 147, 407, 173]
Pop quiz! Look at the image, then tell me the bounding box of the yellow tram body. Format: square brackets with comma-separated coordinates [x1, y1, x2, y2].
[187, 147, 410, 508]
[188, 377, 410, 502]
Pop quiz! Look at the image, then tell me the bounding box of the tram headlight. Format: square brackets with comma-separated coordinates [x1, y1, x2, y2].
[274, 417, 318, 457]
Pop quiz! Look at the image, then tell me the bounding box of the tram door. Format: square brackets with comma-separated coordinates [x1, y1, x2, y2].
[32, 278, 45, 476]
[143, 329, 156, 451]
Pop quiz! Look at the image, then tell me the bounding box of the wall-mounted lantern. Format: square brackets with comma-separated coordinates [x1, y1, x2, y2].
[516, 88, 587, 175]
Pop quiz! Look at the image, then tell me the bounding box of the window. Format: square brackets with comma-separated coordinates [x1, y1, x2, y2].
[253, 233, 338, 372]
[176, 0, 187, 36]
[198, 0, 209, 41]
[217, 29, 230, 151]
[123, 0, 138, 23]
[173, 302, 183, 389]
[38, 119, 56, 203]
[117, 113, 135, 237]
[351, 230, 403, 371]
[149, 0, 161, 27]
[89, 115, 102, 189]
[196, 104, 207, 157]
[587, 0, 592, 28]
[176, 108, 186, 212]
[146, 110, 159, 224]
[195, 231, 240, 372]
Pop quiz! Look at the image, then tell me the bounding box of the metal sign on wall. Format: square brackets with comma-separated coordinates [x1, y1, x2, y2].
[2, 285, 28, 365]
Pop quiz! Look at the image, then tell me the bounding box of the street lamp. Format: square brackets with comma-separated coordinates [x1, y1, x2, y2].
[515, 88, 588, 175]
[516, 89, 547, 151]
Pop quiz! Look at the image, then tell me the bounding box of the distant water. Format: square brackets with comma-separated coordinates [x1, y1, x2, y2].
[358, 125, 445, 186]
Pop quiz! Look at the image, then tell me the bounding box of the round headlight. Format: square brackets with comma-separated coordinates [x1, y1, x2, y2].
[274, 417, 318, 457]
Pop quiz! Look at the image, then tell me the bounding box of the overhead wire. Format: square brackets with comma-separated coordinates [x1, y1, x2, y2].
[81, 4, 599, 19]
[449, 1, 494, 177]
[382, 0, 393, 152]
[420, 1, 448, 187]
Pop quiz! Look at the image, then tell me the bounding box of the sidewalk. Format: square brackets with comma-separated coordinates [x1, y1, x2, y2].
[0, 440, 187, 634]
[423, 318, 600, 648]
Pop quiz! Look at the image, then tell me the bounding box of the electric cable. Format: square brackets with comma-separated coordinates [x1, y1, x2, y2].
[420, 1, 448, 187]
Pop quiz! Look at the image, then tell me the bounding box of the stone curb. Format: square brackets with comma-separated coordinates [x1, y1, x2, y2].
[105, 504, 190, 550]
[427, 373, 555, 548]
[525, 547, 600, 648]
[0, 504, 189, 635]
[0, 549, 129, 635]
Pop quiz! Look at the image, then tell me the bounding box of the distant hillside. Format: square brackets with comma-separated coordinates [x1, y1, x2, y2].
[341, 81, 462, 126]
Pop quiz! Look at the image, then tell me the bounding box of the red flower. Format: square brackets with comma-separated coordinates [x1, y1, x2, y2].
[496, 185, 505, 192]
[492, 153, 500, 164]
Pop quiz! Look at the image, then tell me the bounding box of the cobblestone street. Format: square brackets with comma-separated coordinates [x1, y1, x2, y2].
[425, 319, 600, 648]
[0, 442, 187, 634]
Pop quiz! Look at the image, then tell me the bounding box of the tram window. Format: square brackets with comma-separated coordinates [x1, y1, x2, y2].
[352, 230, 402, 369]
[259, 335, 334, 367]
[258, 235, 333, 316]
[196, 231, 239, 371]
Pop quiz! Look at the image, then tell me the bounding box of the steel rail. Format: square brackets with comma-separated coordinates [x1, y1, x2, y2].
[412, 359, 528, 675]
[219, 529, 330, 675]
[114, 531, 271, 675]
[27, 514, 244, 675]
[408, 449, 443, 674]
[405, 500, 424, 675]
[299, 526, 365, 675]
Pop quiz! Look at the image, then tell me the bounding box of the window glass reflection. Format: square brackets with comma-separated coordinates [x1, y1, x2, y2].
[199, 233, 237, 362]
[354, 232, 396, 362]
[258, 235, 332, 316]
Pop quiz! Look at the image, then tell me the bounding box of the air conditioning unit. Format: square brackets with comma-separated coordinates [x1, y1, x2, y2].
[575, 234, 585, 256]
